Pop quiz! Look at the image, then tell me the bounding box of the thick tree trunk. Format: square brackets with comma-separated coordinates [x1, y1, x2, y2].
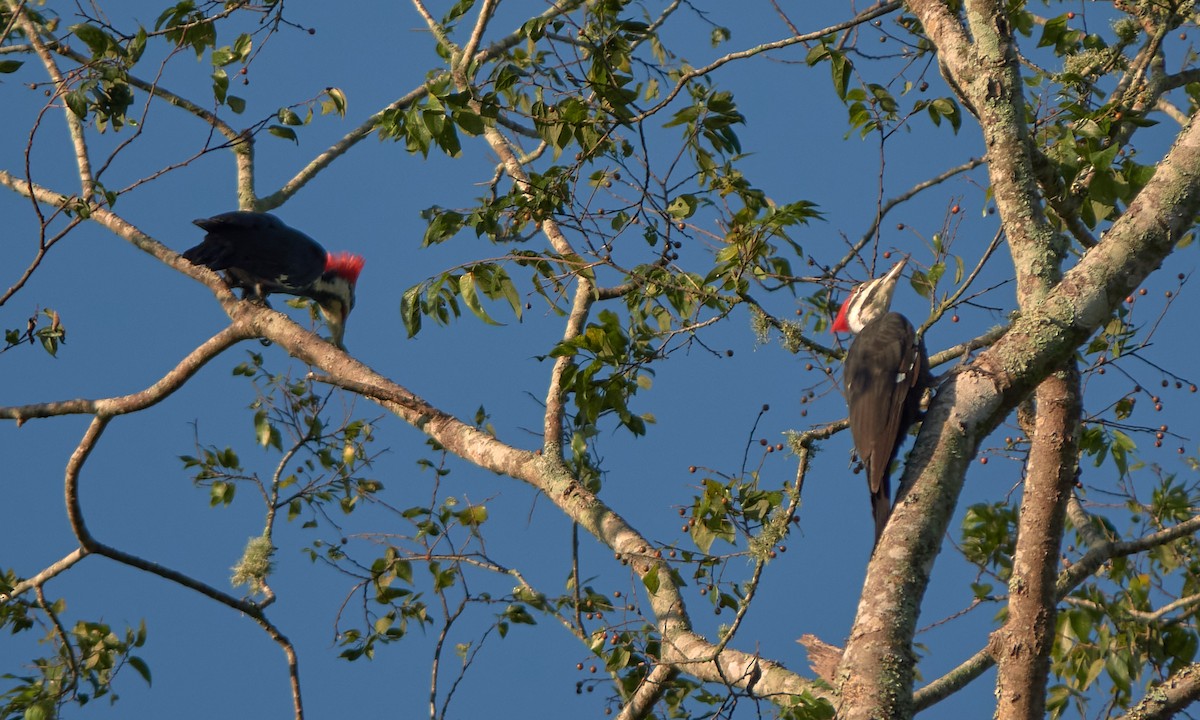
[993, 367, 1081, 720]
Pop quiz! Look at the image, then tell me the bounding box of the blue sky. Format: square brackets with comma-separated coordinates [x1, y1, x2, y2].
[3, 2, 1198, 718]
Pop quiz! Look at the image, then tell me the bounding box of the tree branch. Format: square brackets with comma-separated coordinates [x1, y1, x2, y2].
[10, 2, 96, 200]
[616, 662, 680, 720]
[838, 2, 1200, 709]
[993, 365, 1080, 720]
[0, 326, 250, 423]
[259, 0, 588, 208]
[61, 412, 307, 718]
[0, 549, 87, 602]
[1116, 662, 1200, 720]
[630, 2, 903, 124]
[917, 507, 1200, 712]
[292, 309, 828, 703]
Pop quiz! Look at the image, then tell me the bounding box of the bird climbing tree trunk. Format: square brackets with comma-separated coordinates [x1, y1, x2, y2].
[836, 2, 1200, 716]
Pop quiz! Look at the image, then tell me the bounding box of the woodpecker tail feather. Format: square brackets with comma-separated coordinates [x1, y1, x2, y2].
[181, 238, 232, 271]
[870, 480, 891, 549]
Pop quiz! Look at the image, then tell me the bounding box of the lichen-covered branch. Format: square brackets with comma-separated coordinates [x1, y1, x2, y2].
[1117, 662, 1200, 720]
[836, 6, 1200, 707]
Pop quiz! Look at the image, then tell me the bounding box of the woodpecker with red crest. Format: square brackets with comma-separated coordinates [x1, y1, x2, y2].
[831, 258, 930, 548]
[183, 211, 364, 348]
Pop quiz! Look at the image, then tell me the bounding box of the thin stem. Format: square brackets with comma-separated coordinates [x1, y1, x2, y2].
[10, 3, 96, 199]
[0, 326, 250, 423]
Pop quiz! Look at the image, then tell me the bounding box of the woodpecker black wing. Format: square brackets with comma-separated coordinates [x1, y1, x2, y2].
[185, 211, 327, 295]
[843, 311, 929, 546]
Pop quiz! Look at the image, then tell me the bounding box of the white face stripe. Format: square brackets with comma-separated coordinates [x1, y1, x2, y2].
[844, 261, 905, 333]
[845, 275, 895, 332]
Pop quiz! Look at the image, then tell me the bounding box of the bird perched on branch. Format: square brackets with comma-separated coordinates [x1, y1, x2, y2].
[831, 258, 930, 548]
[183, 211, 364, 348]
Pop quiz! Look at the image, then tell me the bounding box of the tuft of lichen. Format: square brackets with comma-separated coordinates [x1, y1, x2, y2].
[1112, 17, 1140, 45]
[779, 320, 806, 354]
[231, 535, 275, 596]
[749, 304, 770, 344]
[748, 529, 780, 561]
[1062, 47, 1124, 80]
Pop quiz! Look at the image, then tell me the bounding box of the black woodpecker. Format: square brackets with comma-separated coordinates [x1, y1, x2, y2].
[831, 259, 930, 548]
[183, 211, 364, 348]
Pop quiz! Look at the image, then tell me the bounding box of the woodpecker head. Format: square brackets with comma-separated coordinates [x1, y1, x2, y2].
[309, 252, 364, 349]
[831, 259, 907, 334]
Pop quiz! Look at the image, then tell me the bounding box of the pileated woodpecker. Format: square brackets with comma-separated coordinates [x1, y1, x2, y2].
[183, 211, 364, 348]
[831, 259, 930, 547]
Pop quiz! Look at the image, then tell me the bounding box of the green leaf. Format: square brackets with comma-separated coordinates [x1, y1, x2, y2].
[690, 520, 716, 554]
[128, 655, 152, 685]
[442, 0, 477, 24]
[455, 505, 488, 526]
[322, 87, 347, 117]
[24, 702, 49, 720]
[400, 284, 423, 337]
[0, 60, 23, 73]
[268, 125, 298, 143]
[226, 96, 246, 114]
[210, 480, 235, 506]
[218, 447, 240, 469]
[667, 194, 697, 220]
[211, 48, 236, 67]
[1089, 143, 1121, 170]
[71, 23, 113, 57]
[421, 207, 464, 245]
[233, 33, 252, 61]
[212, 69, 229, 103]
[830, 50, 851, 101]
[1114, 397, 1133, 420]
[1105, 652, 1131, 692]
[459, 272, 502, 326]
[39, 334, 58, 357]
[491, 269, 522, 322]
[1109, 428, 1136, 476]
[1066, 608, 1092, 641]
[254, 410, 272, 448]
[606, 646, 632, 671]
[277, 108, 303, 126]
[431, 563, 457, 591]
[642, 565, 660, 594]
[65, 90, 88, 119]
[452, 108, 485, 135]
[909, 268, 932, 300]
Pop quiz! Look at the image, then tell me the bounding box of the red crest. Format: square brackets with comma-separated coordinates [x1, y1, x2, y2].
[325, 252, 365, 283]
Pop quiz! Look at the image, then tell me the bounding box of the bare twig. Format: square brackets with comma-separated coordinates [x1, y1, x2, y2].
[630, 3, 903, 124]
[0, 326, 251, 423]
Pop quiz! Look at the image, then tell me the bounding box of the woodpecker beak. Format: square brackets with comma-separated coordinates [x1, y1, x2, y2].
[880, 257, 907, 286]
[318, 300, 350, 350]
